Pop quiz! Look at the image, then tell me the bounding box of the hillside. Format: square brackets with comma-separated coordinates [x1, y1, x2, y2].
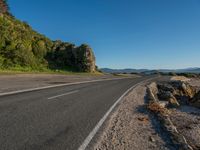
[101, 68, 200, 74]
[101, 68, 149, 73]
[0, 0, 96, 72]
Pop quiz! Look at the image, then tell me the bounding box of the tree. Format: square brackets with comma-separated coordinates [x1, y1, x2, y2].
[0, 0, 9, 14]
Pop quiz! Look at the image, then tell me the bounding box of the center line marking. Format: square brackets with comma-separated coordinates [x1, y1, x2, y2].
[47, 90, 79, 100]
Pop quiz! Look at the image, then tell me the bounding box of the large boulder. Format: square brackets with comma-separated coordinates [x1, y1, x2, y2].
[181, 82, 196, 98]
[170, 81, 196, 98]
[157, 89, 180, 108]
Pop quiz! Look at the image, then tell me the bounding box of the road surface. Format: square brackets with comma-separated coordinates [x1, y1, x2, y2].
[0, 76, 153, 150]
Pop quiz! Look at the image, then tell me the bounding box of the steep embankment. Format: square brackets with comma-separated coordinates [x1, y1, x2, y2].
[0, 0, 96, 72]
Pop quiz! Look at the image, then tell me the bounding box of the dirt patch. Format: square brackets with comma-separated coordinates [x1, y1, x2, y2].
[170, 107, 200, 150]
[171, 76, 190, 82]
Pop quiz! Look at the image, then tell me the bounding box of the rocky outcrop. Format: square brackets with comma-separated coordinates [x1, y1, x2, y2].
[156, 81, 197, 106]
[147, 82, 194, 150]
[147, 79, 200, 150]
[74, 44, 96, 72]
[147, 80, 200, 109]
[170, 81, 196, 99]
[48, 41, 96, 72]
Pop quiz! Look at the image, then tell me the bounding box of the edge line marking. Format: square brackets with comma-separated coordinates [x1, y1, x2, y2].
[78, 77, 157, 150]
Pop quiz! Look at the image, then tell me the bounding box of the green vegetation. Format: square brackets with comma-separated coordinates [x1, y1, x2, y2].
[159, 72, 200, 78]
[0, 0, 96, 73]
[175, 73, 199, 78]
[0, 67, 103, 76]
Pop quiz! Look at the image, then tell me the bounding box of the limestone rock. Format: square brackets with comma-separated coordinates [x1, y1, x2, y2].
[170, 81, 196, 98]
[147, 82, 159, 102]
[74, 44, 96, 72]
[168, 97, 180, 108]
[181, 82, 196, 98]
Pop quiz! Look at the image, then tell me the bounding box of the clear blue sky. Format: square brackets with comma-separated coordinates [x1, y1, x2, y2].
[9, 0, 200, 69]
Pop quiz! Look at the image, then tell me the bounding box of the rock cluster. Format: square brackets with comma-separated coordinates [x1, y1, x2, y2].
[150, 76, 200, 111]
[154, 81, 198, 108]
[147, 82, 196, 150]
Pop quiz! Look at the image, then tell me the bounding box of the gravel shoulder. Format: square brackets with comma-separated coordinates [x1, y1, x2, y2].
[169, 106, 200, 149]
[188, 77, 200, 87]
[93, 82, 173, 150]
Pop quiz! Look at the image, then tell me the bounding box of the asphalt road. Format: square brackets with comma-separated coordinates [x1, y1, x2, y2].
[0, 76, 153, 150]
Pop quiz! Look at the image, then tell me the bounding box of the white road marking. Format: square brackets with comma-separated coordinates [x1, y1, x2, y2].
[78, 77, 158, 150]
[0, 77, 130, 97]
[47, 90, 79, 100]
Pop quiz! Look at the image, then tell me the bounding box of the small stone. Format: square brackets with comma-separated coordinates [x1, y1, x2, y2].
[168, 97, 180, 108]
[149, 136, 155, 142]
[137, 117, 149, 123]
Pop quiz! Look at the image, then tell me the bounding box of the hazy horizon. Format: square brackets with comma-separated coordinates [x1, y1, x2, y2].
[9, 0, 200, 69]
[100, 67, 200, 70]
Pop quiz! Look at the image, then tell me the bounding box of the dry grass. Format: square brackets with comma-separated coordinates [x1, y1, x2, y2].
[171, 76, 190, 82]
[147, 102, 170, 115]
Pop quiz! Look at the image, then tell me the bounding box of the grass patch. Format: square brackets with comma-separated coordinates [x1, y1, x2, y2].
[0, 67, 104, 76]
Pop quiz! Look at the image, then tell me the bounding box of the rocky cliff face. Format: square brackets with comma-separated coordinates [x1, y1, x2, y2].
[48, 41, 96, 72]
[74, 44, 96, 72]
